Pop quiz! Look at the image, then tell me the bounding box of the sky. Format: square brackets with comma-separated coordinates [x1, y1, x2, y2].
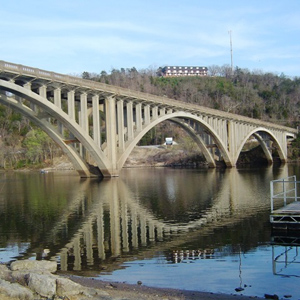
[1, 0, 300, 77]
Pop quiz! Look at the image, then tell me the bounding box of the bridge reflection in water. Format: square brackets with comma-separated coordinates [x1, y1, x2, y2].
[21, 166, 286, 275]
[2, 165, 300, 297]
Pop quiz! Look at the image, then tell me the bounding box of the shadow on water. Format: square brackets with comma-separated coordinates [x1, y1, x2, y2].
[0, 164, 300, 297]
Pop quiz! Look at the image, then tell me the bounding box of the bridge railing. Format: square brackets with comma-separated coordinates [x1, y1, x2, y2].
[270, 176, 300, 212]
[0, 60, 298, 133]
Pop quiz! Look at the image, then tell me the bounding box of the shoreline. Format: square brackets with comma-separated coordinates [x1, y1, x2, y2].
[0, 260, 266, 300]
[65, 274, 265, 300]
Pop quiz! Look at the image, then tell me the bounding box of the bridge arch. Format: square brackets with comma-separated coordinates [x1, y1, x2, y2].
[117, 111, 233, 170]
[0, 79, 112, 177]
[0, 92, 92, 177]
[234, 127, 287, 165]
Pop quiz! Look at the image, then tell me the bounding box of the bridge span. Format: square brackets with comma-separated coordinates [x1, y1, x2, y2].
[0, 61, 297, 177]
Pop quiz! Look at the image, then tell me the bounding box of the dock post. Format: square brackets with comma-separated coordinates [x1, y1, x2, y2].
[270, 181, 274, 212]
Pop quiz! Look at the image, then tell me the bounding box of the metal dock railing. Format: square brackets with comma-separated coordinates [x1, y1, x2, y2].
[270, 176, 300, 229]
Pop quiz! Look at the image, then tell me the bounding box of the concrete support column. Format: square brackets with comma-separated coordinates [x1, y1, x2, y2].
[235, 122, 240, 148]
[135, 103, 142, 131]
[78, 94, 88, 158]
[213, 118, 218, 135]
[54, 88, 63, 134]
[206, 116, 210, 126]
[192, 119, 196, 129]
[281, 132, 287, 159]
[23, 82, 31, 91]
[23, 82, 35, 110]
[152, 106, 158, 120]
[92, 95, 101, 147]
[232, 122, 236, 155]
[233, 122, 237, 156]
[39, 85, 50, 121]
[219, 119, 224, 142]
[204, 116, 208, 125]
[228, 121, 236, 161]
[80, 93, 88, 133]
[222, 119, 227, 148]
[159, 107, 165, 116]
[67, 90, 76, 121]
[126, 101, 134, 140]
[219, 119, 222, 139]
[39, 85, 47, 98]
[167, 108, 173, 114]
[227, 121, 232, 154]
[117, 100, 125, 151]
[144, 105, 150, 125]
[105, 96, 117, 171]
[54, 88, 62, 108]
[226, 120, 230, 150]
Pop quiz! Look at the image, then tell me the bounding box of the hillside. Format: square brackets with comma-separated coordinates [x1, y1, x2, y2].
[83, 65, 300, 128]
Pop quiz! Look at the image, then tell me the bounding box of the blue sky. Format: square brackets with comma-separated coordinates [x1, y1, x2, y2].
[1, 0, 300, 77]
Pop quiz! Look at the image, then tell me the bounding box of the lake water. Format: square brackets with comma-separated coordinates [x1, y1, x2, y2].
[0, 165, 300, 299]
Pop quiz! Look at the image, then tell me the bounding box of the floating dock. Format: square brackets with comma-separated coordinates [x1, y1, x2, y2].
[270, 176, 300, 230]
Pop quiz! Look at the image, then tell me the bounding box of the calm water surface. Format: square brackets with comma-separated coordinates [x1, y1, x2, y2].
[0, 165, 300, 299]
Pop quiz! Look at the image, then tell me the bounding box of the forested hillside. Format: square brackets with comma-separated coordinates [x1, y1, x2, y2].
[0, 106, 59, 169]
[82, 65, 300, 128]
[0, 65, 299, 169]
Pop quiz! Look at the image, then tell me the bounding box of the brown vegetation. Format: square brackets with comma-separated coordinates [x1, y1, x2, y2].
[83, 65, 300, 128]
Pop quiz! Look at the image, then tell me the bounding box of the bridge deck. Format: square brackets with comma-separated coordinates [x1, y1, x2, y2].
[270, 201, 300, 229]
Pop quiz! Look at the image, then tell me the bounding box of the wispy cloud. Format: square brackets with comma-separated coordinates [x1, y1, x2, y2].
[1, 0, 300, 76]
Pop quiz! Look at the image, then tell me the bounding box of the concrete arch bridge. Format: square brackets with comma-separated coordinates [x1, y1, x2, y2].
[0, 61, 297, 177]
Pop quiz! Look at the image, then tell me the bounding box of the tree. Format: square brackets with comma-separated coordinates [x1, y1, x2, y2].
[23, 129, 57, 164]
[208, 65, 221, 76]
[82, 72, 90, 80]
[290, 133, 300, 159]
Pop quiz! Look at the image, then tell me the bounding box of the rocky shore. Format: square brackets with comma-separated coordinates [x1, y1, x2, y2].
[0, 260, 265, 300]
